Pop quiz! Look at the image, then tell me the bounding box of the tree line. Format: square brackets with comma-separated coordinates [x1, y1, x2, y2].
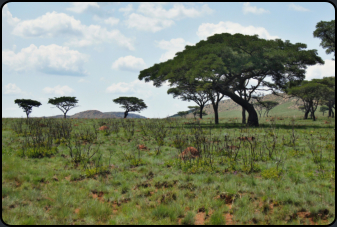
[14, 96, 147, 119]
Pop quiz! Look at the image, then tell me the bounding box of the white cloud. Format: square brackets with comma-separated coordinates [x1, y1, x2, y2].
[11, 11, 134, 50]
[104, 17, 119, 26]
[106, 80, 154, 98]
[125, 3, 213, 32]
[2, 83, 23, 95]
[119, 4, 133, 15]
[78, 78, 90, 83]
[197, 21, 278, 40]
[66, 2, 99, 13]
[111, 55, 146, 71]
[2, 4, 20, 26]
[288, 3, 310, 12]
[242, 2, 269, 15]
[125, 13, 174, 32]
[2, 44, 89, 75]
[137, 3, 213, 19]
[43, 85, 75, 95]
[155, 38, 194, 62]
[305, 59, 335, 80]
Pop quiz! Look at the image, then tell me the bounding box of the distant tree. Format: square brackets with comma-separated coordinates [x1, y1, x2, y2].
[313, 20, 335, 59]
[177, 111, 189, 118]
[287, 81, 327, 121]
[113, 97, 147, 119]
[260, 101, 279, 117]
[167, 82, 210, 119]
[48, 96, 79, 119]
[251, 93, 265, 118]
[14, 99, 42, 119]
[319, 105, 329, 116]
[312, 77, 335, 117]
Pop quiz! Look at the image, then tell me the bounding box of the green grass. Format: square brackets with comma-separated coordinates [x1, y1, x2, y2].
[2, 116, 335, 225]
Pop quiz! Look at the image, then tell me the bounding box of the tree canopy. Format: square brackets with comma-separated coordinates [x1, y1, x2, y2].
[313, 20, 335, 58]
[113, 97, 147, 118]
[48, 96, 79, 119]
[287, 80, 327, 121]
[139, 33, 324, 126]
[14, 99, 42, 119]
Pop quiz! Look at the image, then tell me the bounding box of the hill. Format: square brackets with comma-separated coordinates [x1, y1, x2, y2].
[44, 110, 146, 119]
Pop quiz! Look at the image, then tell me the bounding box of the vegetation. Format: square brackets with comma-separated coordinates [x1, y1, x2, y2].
[2, 114, 335, 225]
[313, 20, 335, 59]
[113, 97, 147, 119]
[14, 99, 42, 119]
[139, 33, 324, 126]
[48, 96, 79, 119]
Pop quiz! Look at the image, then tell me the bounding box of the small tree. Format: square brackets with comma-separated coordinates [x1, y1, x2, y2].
[260, 101, 279, 117]
[177, 111, 189, 118]
[14, 99, 42, 119]
[48, 96, 79, 119]
[319, 105, 329, 116]
[113, 97, 147, 118]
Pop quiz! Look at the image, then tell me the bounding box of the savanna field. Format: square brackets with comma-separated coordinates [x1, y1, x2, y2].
[2, 114, 335, 225]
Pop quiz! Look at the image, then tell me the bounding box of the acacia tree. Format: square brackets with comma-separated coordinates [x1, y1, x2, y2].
[113, 97, 147, 119]
[48, 96, 78, 119]
[260, 101, 279, 117]
[177, 111, 189, 118]
[287, 81, 327, 121]
[167, 82, 210, 119]
[139, 33, 324, 126]
[312, 77, 335, 117]
[14, 99, 42, 119]
[313, 20, 335, 59]
[319, 106, 329, 116]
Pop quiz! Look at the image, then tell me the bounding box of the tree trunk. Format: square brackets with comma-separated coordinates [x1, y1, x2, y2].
[242, 107, 246, 124]
[124, 111, 128, 118]
[211, 101, 219, 124]
[223, 92, 259, 127]
[304, 110, 309, 119]
[199, 105, 204, 119]
[64, 113, 67, 119]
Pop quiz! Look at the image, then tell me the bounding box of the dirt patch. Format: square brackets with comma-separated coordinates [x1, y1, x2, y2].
[74, 208, 80, 214]
[155, 180, 178, 189]
[194, 212, 206, 225]
[137, 144, 150, 151]
[179, 147, 200, 160]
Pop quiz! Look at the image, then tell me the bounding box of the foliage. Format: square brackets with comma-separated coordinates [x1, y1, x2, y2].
[14, 99, 42, 118]
[139, 33, 324, 126]
[313, 20, 335, 58]
[48, 96, 79, 119]
[113, 97, 147, 118]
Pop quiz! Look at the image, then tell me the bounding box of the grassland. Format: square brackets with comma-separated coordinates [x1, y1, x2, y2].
[2, 114, 335, 225]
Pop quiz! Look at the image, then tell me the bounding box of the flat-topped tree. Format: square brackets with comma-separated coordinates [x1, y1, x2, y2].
[113, 97, 147, 119]
[139, 33, 324, 127]
[48, 96, 79, 119]
[14, 99, 42, 119]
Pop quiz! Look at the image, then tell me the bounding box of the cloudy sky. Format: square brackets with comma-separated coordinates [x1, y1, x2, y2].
[2, 2, 335, 118]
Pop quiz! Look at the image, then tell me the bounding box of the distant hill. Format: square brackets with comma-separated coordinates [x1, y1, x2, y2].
[44, 110, 146, 119]
[169, 93, 304, 118]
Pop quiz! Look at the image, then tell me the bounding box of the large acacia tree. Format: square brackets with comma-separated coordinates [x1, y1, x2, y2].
[113, 97, 147, 118]
[139, 33, 324, 126]
[14, 99, 42, 119]
[48, 96, 79, 119]
[313, 20, 335, 59]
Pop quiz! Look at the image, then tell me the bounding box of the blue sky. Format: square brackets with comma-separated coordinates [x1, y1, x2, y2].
[2, 2, 335, 118]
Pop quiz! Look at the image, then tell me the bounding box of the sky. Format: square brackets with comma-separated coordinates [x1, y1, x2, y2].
[2, 2, 335, 118]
